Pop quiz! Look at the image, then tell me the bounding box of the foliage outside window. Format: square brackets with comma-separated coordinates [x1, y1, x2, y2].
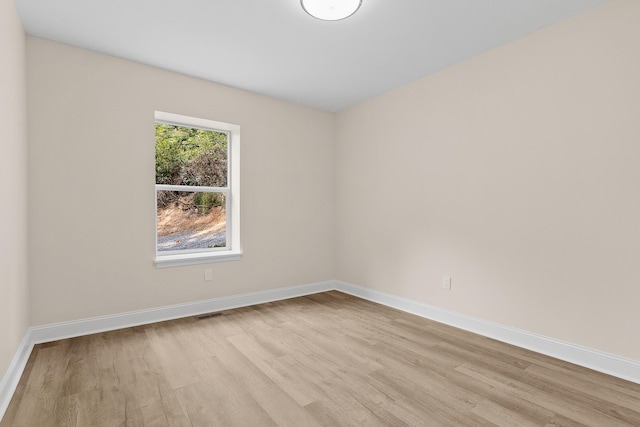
[155, 111, 241, 267]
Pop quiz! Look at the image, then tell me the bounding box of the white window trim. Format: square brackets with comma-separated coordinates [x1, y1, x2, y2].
[154, 111, 241, 268]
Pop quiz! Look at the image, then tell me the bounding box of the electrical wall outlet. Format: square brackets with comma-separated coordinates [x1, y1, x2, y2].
[442, 276, 452, 290]
[204, 269, 213, 281]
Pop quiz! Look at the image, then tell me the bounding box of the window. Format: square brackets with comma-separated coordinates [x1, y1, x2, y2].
[154, 111, 240, 267]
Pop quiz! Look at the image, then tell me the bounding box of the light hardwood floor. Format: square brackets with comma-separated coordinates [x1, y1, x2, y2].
[2, 291, 639, 426]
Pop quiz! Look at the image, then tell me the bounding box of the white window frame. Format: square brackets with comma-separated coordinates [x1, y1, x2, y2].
[154, 111, 241, 268]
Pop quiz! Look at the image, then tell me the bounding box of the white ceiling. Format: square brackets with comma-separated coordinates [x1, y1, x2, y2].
[15, 0, 609, 112]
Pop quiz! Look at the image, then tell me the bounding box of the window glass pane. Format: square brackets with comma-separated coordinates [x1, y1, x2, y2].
[155, 124, 228, 187]
[157, 191, 226, 252]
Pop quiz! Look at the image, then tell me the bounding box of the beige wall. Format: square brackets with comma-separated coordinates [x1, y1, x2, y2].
[27, 37, 335, 326]
[0, 0, 29, 377]
[335, 0, 640, 360]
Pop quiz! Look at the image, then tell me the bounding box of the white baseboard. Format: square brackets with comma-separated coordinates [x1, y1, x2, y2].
[335, 280, 640, 385]
[29, 280, 335, 344]
[3, 278, 639, 422]
[0, 332, 34, 421]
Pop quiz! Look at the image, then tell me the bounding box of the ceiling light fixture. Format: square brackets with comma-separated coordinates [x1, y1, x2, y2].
[301, 0, 362, 21]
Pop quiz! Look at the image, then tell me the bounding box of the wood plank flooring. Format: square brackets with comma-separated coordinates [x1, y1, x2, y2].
[2, 291, 639, 426]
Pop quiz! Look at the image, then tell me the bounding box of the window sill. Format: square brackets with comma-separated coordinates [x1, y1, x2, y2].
[155, 250, 242, 268]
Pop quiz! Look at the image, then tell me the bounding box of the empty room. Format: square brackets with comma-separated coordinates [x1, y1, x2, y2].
[1, 0, 639, 425]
